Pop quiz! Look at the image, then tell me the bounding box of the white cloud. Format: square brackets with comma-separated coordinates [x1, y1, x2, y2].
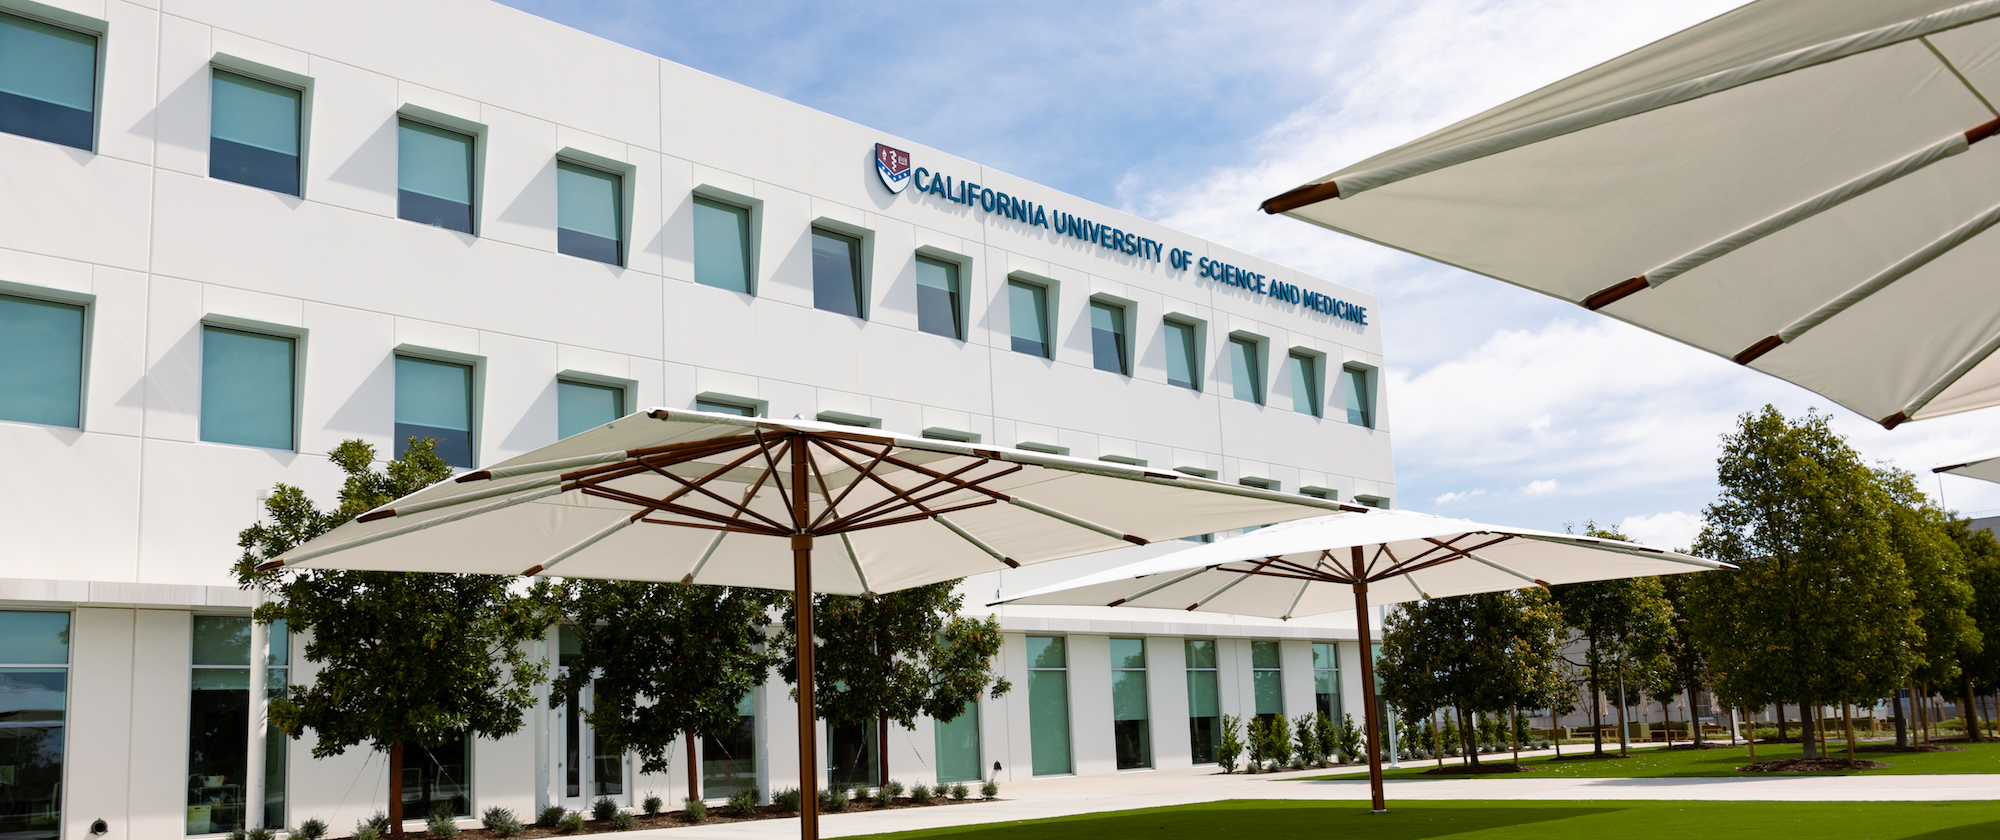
[1618, 511, 1704, 552]
[1433, 488, 1485, 505]
[1522, 479, 1559, 496]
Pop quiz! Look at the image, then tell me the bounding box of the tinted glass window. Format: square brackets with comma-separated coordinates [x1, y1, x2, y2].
[1089, 301, 1127, 375]
[397, 119, 475, 234]
[692, 197, 751, 293]
[394, 356, 473, 467]
[557, 380, 623, 439]
[1229, 337, 1261, 404]
[694, 399, 756, 417]
[1288, 352, 1319, 416]
[811, 229, 863, 317]
[200, 327, 295, 450]
[1008, 280, 1049, 358]
[1164, 320, 1198, 390]
[210, 70, 301, 195]
[0, 294, 84, 428]
[915, 256, 961, 339]
[557, 161, 622, 265]
[0, 13, 95, 150]
[1342, 366, 1373, 428]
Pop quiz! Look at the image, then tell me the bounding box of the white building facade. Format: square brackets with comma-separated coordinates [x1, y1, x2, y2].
[0, 0, 1395, 837]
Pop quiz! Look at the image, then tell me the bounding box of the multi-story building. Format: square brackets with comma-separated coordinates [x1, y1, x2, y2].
[0, 0, 1394, 836]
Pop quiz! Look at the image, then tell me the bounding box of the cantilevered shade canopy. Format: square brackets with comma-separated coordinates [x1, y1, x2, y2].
[1935, 452, 2000, 484]
[998, 509, 1725, 617]
[271, 410, 1356, 593]
[1261, 0, 2000, 428]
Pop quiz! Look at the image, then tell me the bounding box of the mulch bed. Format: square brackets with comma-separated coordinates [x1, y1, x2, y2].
[1421, 762, 1536, 775]
[1545, 752, 1633, 762]
[1659, 742, 1737, 750]
[434, 797, 1001, 838]
[1855, 743, 1965, 754]
[1738, 758, 1891, 773]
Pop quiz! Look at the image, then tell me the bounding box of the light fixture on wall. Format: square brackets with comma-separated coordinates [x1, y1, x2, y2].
[90, 820, 108, 836]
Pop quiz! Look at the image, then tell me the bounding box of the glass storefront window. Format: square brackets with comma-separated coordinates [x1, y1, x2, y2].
[702, 692, 756, 799]
[0, 611, 67, 840]
[1026, 636, 1070, 776]
[188, 615, 287, 835]
[1312, 642, 1341, 722]
[1184, 639, 1218, 764]
[1110, 638, 1149, 769]
[827, 721, 878, 789]
[1252, 641, 1282, 727]
[933, 701, 980, 783]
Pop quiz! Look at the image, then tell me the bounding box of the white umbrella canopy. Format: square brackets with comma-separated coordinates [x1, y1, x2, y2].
[996, 509, 1729, 812]
[1261, 0, 2000, 428]
[267, 408, 1356, 839]
[1934, 452, 2000, 484]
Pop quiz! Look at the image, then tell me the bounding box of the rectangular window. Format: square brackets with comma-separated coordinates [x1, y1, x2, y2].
[188, 616, 289, 835]
[557, 161, 623, 265]
[0, 13, 96, 150]
[1089, 301, 1128, 376]
[1252, 640, 1282, 726]
[827, 721, 878, 789]
[556, 380, 623, 440]
[0, 611, 67, 840]
[1288, 352, 1320, 416]
[556, 627, 623, 802]
[210, 70, 301, 196]
[1026, 635, 1071, 776]
[402, 733, 470, 818]
[0, 293, 84, 428]
[1163, 319, 1198, 390]
[201, 327, 296, 451]
[1229, 337, 1262, 404]
[397, 119, 475, 234]
[811, 229, 864, 318]
[395, 356, 474, 468]
[694, 398, 757, 417]
[915, 256, 962, 339]
[702, 692, 756, 799]
[1008, 280, 1050, 359]
[1110, 638, 1150, 770]
[692, 196, 752, 293]
[1185, 639, 1218, 765]
[1312, 642, 1341, 722]
[933, 701, 981, 783]
[1341, 365, 1374, 428]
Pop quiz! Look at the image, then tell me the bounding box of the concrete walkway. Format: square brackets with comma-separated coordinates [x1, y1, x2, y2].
[622, 758, 2000, 839]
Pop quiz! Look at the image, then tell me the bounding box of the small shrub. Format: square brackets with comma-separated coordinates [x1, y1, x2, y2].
[226, 828, 276, 840]
[821, 785, 850, 812]
[682, 796, 708, 823]
[592, 797, 620, 822]
[535, 805, 567, 828]
[1218, 713, 1245, 772]
[1337, 713, 1363, 763]
[876, 779, 905, 807]
[481, 806, 522, 838]
[948, 782, 969, 801]
[643, 793, 663, 816]
[775, 787, 802, 813]
[980, 780, 998, 800]
[293, 818, 329, 840]
[908, 782, 933, 803]
[362, 812, 392, 835]
[610, 810, 637, 831]
[726, 789, 759, 817]
[557, 811, 586, 835]
[426, 806, 460, 837]
[352, 828, 382, 840]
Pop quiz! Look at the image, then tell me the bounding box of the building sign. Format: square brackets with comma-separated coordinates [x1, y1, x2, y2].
[888, 145, 1366, 326]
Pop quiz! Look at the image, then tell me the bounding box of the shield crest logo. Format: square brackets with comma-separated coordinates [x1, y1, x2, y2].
[876, 143, 912, 194]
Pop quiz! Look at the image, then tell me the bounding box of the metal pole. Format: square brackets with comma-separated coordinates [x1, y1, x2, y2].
[792, 439, 820, 840]
[1351, 546, 1385, 813]
[246, 592, 269, 830]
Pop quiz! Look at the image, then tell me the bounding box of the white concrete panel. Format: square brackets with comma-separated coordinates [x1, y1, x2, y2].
[128, 608, 191, 839]
[478, 105, 557, 252]
[300, 56, 399, 216]
[143, 275, 202, 443]
[1145, 635, 1191, 770]
[1065, 634, 1113, 777]
[151, 11, 212, 177]
[97, 1, 159, 165]
[998, 633, 1029, 783]
[67, 608, 136, 839]
[88, 266, 150, 437]
[299, 302, 396, 455]
[137, 439, 340, 586]
[1281, 639, 1316, 724]
[0, 137, 153, 271]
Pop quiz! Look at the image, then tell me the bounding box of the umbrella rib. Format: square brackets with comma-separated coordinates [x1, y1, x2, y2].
[814, 442, 1015, 533]
[560, 435, 760, 483]
[354, 474, 561, 522]
[935, 515, 1021, 569]
[579, 486, 788, 536]
[279, 485, 564, 566]
[1281, 578, 1311, 621]
[1104, 566, 1214, 607]
[1889, 319, 2000, 427]
[521, 512, 641, 577]
[1421, 536, 1548, 588]
[1185, 572, 1254, 611]
[805, 439, 893, 532]
[1586, 127, 1987, 310]
[681, 530, 728, 584]
[631, 446, 791, 533]
[839, 532, 872, 595]
[1315, 1, 2000, 200]
[830, 499, 1000, 534]
[832, 479, 1008, 531]
[454, 450, 630, 484]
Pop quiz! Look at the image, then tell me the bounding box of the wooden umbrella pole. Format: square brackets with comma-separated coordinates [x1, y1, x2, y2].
[1351, 546, 1386, 813]
[792, 440, 821, 840]
[687, 732, 699, 803]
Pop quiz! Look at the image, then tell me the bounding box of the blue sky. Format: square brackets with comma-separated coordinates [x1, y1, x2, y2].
[498, 0, 2000, 549]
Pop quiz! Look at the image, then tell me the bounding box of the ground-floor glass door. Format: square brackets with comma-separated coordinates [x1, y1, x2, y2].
[558, 627, 626, 810]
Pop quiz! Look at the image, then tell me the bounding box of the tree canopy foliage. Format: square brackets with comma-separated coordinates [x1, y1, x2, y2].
[1376, 588, 1566, 765]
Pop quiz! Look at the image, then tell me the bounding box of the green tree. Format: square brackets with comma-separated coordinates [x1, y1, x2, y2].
[1551, 523, 1672, 756]
[540, 579, 781, 787]
[1687, 406, 1921, 760]
[1949, 520, 2000, 740]
[1377, 589, 1566, 766]
[1879, 468, 1981, 745]
[773, 581, 1009, 784]
[1645, 574, 1710, 744]
[236, 439, 550, 835]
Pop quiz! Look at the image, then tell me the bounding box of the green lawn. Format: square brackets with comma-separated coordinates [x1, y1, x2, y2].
[852, 800, 2000, 840]
[1294, 739, 2000, 780]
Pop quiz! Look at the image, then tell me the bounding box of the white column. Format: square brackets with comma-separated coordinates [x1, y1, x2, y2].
[1377, 606, 1399, 768]
[246, 591, 270, 829]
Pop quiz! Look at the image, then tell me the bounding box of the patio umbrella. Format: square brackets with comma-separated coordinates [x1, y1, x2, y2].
[995, 509, 1730, 812]
[1934, 452, 2000, 484]
[1260, 0, 2000, 428]
[263, 409, 1357, 838]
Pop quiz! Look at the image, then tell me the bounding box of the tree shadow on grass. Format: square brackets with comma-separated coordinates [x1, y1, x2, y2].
[867, 800, 1625, 840]
[1901, 819, 2000, 839]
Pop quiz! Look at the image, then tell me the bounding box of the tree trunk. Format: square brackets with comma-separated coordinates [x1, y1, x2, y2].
[1800, 704, 1820, 760]
[1958, 675, 1982, 743]
[1892, 688, 1910, 748]
[1435, 709, 1445, 767]
[1461, 707, 1479, 768]
[1614, 664, 1629, 755]
[878, 715, 891, 788]
[1511, 705, 1521, 767]
[1777, 704, 1789, 741]
[1588, 634, 1604, 756]
[1843, 702, 1855, 764]
[687, 731, 700, 802]
[389, 740, 405, 837]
